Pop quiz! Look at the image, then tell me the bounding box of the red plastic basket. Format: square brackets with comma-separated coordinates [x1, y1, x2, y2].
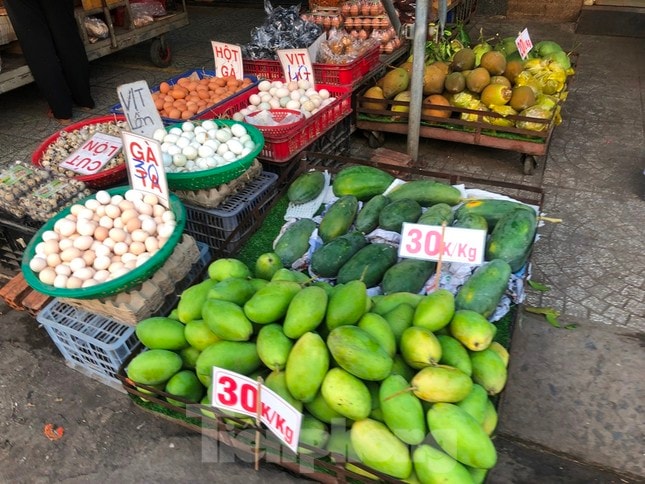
[243, 43, 381, 87]
[244, 109, 305, 137]
[31, 115, 128, 189]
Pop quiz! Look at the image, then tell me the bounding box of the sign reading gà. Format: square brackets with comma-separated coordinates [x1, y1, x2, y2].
[211, 367, 302, 453]
[399, 223, 487, 264]
[121, 131, 169, 208]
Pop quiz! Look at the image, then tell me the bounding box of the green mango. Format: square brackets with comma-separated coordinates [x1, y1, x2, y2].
[457, 384, 489, 425]
[311, 280, 335, 297]
[271, 267, 310, 283]
[482, 399, 498, 436]
[358, 312, 396, 357]
[327, 325, 393, 381]
[195, 341, 260, 387]
[206, 277, 256, 306]
[298, 415, 330, 454]
[488, 341, 509, 367]
[371, 292, 424, 315]
[470, 348, 508, 395]
[184, 319, 220, 351]
[467, 466, 488, 484]
[413, 289, 455, 332]
[135, 317, 189, 350]
[285, 332, 329, 403]
[207, 258, 252, 281]
[167, 308, 180, 321]
[412, 365, 473, 403]
[304, 391, 344, 424]
[326, 280, 368, 330]
[202, 299, 253, 341]
[383, 303, 415, 346]
[127, 349, 183, 386]
[249, 278, 269, 291]
[264, 370, 302, 412]
[351, 418, 412, 479]
[379, 374, 426, 445]
[326, 426, 358, 462]
[438, 334, 473, 376]
[177, 278, 217, 324]
[427, 403, 497, 469]
[179, 346, 201, 370]
[243, 280, 301, 324]
[322, 368, 372, 421]
[400, 326, 442, 369]
[390, 354, 416, 382]
[413, 445, 474, 484]
[256, 324, 293, 371]
[283, 285, 328, 339]
[450, 310, 496, 351]
[164, 370, 204, 408]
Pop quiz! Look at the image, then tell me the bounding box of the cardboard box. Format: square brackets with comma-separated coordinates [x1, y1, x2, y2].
[81, 0, 121, 11]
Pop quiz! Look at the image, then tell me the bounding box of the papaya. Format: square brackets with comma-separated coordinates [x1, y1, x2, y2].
[482, 399, 498, 435]
[283, 285, 328, 339]
[455, 259, 512, 318]
[332, 165, 395, 201]
[400, 326, 442, 369]
[327, 325, 393, 381]
[351, 418, 413, 479]
[207, 258, 252, 281]
[164, 370, 204, 408]
[326, 280, 368, 330]
[305, 390, 344, 424]
[372, 292, 423, 315]
[287, 170, 325, 204]
[177, 278, 217, 324]
[274, 218, 316, 267]
[387, 180, 461, 207]
[412, 365, 473, 403]
[355, 194, 389, 234]
[427, 402, 497, 469]
[195, 341, 260, 387]
[127, 349, 183, 386]
[453, 213, 488, 231]
[319, 195, 359, 243]
[470, 348, 508, 395]
[454, 199, 533, 229]
[413, 445, 474, 484]
[285, 332, 329, 402]
[380, 374, 426, 445]
[310, 232, 367, 278]
[322, 368, 372, 421]
[202, 299, 253, 342]
[486, 207, 538, 272]
[450, 310, 496, 351]
[206, 277, 256, 306]
[256, 324, 293, 371]
[135, 317, 189, 350]
[337, 243, 398, 287]
[417, 202, 454, 226]
[184, 319, 219, 351]
[413, 289, 455, 332]
[357, 312, 396, 358]
[437, 335, 472, 376]
[298, 415, 330, 454]
[457, 383, 489, 425]
[379, 198, 422, 232]
[381, 259, 436, 295]
[243, 280, 301, 324]
[383, 303, 415, 346]
[265, 370, 303, 412]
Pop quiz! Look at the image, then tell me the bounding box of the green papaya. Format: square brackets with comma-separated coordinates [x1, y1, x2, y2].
[381, 259, 436, 295]
[413, 445, 474, 484]
[256, 324, 293, 371]
[319, 195, 359, 243]
[383, 303, 415, 346]
[195, 341, 260, 387]
[310, 232, 367, 278]
[165, 370, 204, 408]
[457, 383, 489, 425]
[285, 332, 329, 403]
[453, 213, 488, 231]
[417, 202, 455, 226]
[438, 334, 472, 376]
[265, 370, 303, 412]
[379, 198, 422, 232]
[413, 289, 455, 332]
[288, 170, 325, 204]
[206, 277, 256, 306]
[358, 312, 396, 358]
[135, 317, 189, 350]
[243, 280, 301, 324]
[332, 165, 395, 201]
[355, 194, 389, 233]
[455, 199, 533, 229]
[328, 325, 393, 381]
[274, 218, 316, 267]
[470, 348, 508, 395]
[337, 243, 398, 287]
[127, 349, 183, 386]
[412, 365, 473, 403]
[202, 299, 253, 341]
[400, 326, 442, 369]
[427, 403, 497, 469]
[177, 278, 217, 324]
[380, 374, 426, 445]
[326, 280, 368, 330]
[450, 310, 496, 351]
[486, 207, 537, 272]
[283, 285, 328, 339]
[455, 259, 512, 318]
[387, 180, 461, 207]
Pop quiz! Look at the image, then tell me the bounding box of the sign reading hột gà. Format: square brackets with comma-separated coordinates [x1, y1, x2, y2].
[211, 41, 244, 79]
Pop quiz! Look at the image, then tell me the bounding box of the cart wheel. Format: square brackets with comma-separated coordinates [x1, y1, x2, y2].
[150, 37, 172, 67]
[522, 155, 537, 175]
[367, 131, 385, 148]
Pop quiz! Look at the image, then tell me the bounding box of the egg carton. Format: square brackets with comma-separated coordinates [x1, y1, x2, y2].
[59, 235, 200, 326]
[172, 159, 263, 209]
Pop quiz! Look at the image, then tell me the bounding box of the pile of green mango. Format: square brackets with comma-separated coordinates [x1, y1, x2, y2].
[127, 255, 510, 483]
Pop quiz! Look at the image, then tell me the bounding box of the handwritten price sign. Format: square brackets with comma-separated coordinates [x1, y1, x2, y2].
[116, 80, 164, 138]
[60, 133, 122, 175]
[277, 49, 316, 84]
[211, 41, 244, 80]
[121, 131, 169, 208]
[211, 368, 302, 453]
[399, 223, 487, 264]
[515, 28, 533, 60]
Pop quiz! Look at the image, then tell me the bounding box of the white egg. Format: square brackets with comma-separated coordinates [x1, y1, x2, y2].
[93, 270, 110, 283]
[157, 222, 176, 239]
[198, 145, 215, 158]
[131, 229, 149, 243]
[258, 102, 272, 111]
[201, 120, 216, 131]
[53, 263, 71, 276]
[222, 150, 236, 163]
[29, 257, 48, 273]
[204, 139, 220, 152]
[73, 235, 94, 251]
[273, 81, 284, 89]
[302, 100, 315, 112]
[111, 195, 124, 206]
[39, 267, 57, 285]
[258, 80, 272, 92]
[161, 210, 176, 223]
[105, 204, 121, 219]
[93, 255, 111, 271]
[46, 253, 62, 268]
[144, 236, 159, 253]
[43, 239, 60, 255]
[82, 279, 99, 288]
[216, 143, 229, 155]
[183, 145, 198, 160]
[58, 238, 74, 251]
[286, 100, 301, 111]
[318, 88, 330, 99]
[143, 194, 158, 206]
[136, 253, 152, 267]
[244, 139, 256, 150]
[41, 230, 59, 242]
[84, 199, 100, 211]
[95, 205, 106, 217]
[175, 136, 190, 149]
[207, 128, 218, 139]
[231, 123, 247, 138]
[65, 276, 83, 289]
[111, 267, 130, 279]
[181, 130, 195, 141]
[109, 228, 127, 242]
[232, 112, 245, 122]
[182, 121, 195, 132]
[113, 217, 125, 229]
[298, 79, 311, 90]
[82, 250, 96, 267]
[95, 190, 111, 205]
[60, 247, 81, 262]
[163, 133, 179, 145]
[172, 153, 187, 167]
[128, 241, 146, 256]
[152, 204, 166, 218]
[55, 218, 77, 237]
[69, 257, 86, 272]
[275, 87, 290, 99]
[141, 217, 157, 235]
[169, 127, 183, 136]
[53, 274, 69, 288]
[77, 220, 97, 237]
[153, 128, 167, 142]
[216, 129, 232, 143]
[226, 139, 244, 155]
[94, 244, 111, 258]
[195, 131, 207, 144]
[249, 93, 262, 106]
[136, 201, 154, 216]
[113, 241, 129, 256]
[35, 242, 46, 257]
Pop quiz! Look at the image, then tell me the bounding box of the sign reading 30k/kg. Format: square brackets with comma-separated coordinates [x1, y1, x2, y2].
[399, 223, 487, 264]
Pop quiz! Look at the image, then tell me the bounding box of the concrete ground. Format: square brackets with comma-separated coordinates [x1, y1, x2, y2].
[0, 5, 643, 483]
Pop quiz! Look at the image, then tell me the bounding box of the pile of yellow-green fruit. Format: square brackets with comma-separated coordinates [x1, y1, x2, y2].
[362, 37, 575, 131]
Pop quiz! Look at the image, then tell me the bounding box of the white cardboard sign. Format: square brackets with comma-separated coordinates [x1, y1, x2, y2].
[116, 80, 164, 138]
[515, 28, 534, 60]
[399, 223, 487, 264]
[59, 133, 122, 175]
[277, 48, 316, 85]
[211, 41, 244, 80]
[211, 367, 302, 453]
[121, 131, 169, 208]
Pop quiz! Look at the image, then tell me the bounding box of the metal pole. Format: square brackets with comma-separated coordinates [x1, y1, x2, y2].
[380, 0, 402, 38]
[407, 0, 429, 162]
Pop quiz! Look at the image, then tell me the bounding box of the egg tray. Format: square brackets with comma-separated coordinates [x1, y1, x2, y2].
[58, 234, 200, 326]
[172, 159, 263, 209]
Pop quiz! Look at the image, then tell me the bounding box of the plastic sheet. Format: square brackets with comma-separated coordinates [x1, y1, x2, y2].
[84, 17, 109, 44]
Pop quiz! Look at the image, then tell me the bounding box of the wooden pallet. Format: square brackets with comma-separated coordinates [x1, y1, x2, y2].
[0, 272, 51, 316]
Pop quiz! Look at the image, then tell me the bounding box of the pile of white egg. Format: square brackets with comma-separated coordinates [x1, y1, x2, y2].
[28, 189, 176, 289]
[231, 79, 337, 122]
[153, 120, 256, 173]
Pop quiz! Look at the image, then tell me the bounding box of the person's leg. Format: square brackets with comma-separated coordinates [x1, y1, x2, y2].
[4, 0, 74, 120]
[41, 0, 94, 109]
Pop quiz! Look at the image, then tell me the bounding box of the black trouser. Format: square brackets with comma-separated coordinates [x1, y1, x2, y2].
[5, 0, 94, 119]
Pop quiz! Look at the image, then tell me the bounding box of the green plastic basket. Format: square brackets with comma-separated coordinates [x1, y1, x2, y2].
[165, 120, 265, 191]
[21, 186, 186, 300]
